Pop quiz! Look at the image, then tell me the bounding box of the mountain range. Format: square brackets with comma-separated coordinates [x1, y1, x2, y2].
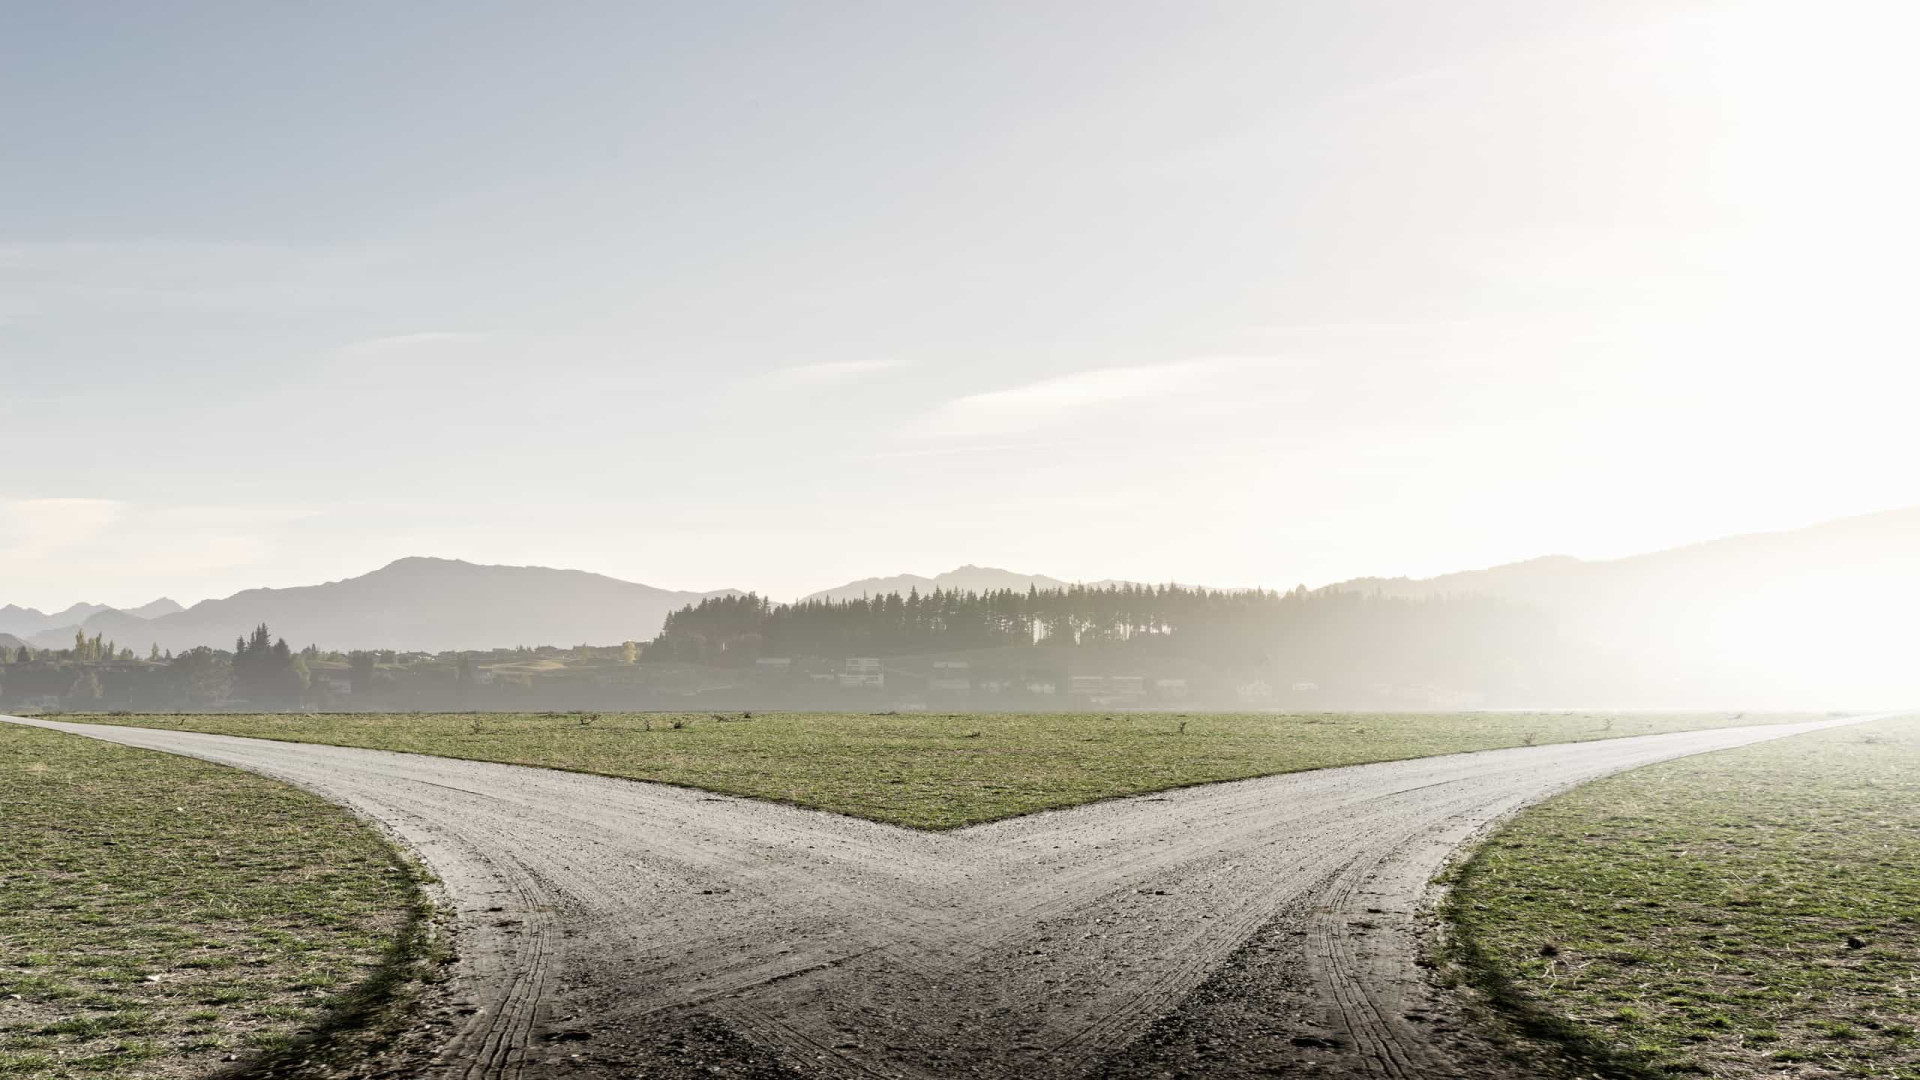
[10, 506, 1917, 703]
[22, 558, 728, 653]
[1323, 505, 1920, 703]
[803, 566, 1074, 603]
[801, 566, 1247, 603]
[0, 597, 182, 638]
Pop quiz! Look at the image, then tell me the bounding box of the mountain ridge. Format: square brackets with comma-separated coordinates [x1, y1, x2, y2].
[1320, 504, 1920, 703]
[1321, 505, 1920, 602]
[802, 565, 1074, 603]
[13, 506, 1917, 695]
[27, 557, 735, 653]
[801, 565, 1251, 603]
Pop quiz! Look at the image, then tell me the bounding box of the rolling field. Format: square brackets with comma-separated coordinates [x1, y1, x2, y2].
[51, 710, 1815, 829]
[0, 724, 431, 1080]
[1447, 712, 1920, 1078]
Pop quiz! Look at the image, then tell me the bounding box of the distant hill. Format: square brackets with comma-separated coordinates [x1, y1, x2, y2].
[13, 507, 1915, 704]
[0, 601, 118, 638]
[28, 558, 733, 653]
[1324, 505, 1920, 704]
[804, 566, 1073, 603]
[126, 597, 184, 619]
[0, 598, 182, 640]
[801, 565, 1244, 603]
[0, 632, 28, 652]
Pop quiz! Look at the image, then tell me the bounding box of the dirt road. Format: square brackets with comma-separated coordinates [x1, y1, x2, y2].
[4, 714, 1865, 1079]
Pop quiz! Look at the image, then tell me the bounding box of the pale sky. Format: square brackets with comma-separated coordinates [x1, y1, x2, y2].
[4, 1, 1917, 610]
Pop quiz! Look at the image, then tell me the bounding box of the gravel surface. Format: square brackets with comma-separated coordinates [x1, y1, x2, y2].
[4, 713, 1867, 1080]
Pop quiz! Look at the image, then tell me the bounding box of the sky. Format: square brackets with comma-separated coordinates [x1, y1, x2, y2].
[4, 0, 1917, 610]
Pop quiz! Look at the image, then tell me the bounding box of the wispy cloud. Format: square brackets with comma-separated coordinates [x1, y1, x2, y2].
[761, 359, 908, 384]
[919, 359, 1260, 438]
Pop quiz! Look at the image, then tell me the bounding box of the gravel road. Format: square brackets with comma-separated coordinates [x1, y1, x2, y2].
[4, 714, 1866, 1079]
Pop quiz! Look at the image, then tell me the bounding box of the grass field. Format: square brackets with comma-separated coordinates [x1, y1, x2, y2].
[0, 724, 430, 1080]
[1446, 712, 1920, 1079]
[54, 710, 1815, 830]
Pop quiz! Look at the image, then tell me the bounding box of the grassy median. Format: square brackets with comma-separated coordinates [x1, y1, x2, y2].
[1446, 713, 1920, 1079]
[0, 724, 430, 1080]
[55, 710, 1813, 830]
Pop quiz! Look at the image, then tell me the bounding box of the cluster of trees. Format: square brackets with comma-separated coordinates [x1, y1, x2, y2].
[233, 623, 309, 705]
[644, 583, 1557, 689]
[0, 624, 324, 709]
[68, 630, 133, 663]
[3, 640, 172, 665]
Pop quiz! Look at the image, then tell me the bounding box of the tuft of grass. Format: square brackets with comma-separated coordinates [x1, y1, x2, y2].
[1444, 712, 1920, 1080]
[58, 710, 1814, 831]
[0, 724, 428, 1080]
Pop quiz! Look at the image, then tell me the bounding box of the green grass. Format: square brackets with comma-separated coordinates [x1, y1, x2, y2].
[1445, 713, 1920, 1079]
[58, 710, 1816, 830]
[0, 724, 429, 1080]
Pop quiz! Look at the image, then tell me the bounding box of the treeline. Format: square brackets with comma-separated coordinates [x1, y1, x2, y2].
[2, 624, 349, 710]
[645, 584, 1557, 688]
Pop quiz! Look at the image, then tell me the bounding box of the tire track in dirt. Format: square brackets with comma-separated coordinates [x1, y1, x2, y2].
[4, 713, 1875, 1078]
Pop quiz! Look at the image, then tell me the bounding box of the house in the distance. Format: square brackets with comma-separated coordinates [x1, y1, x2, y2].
[839, 657, 884, 689]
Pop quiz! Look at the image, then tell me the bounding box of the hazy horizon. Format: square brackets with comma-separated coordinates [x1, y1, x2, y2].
[6, 1, 1918, 612]
[5, 501, 1913, 616]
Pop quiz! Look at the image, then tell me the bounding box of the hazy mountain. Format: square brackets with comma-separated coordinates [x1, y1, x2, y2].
[1325, 506, 1920, 608]
[0, 633, 28, 652]
[804, 566, 1074, 603]
[127, 597, 185, 619]
[804, 566, 1252, 603]
[0, 601, 117, 637]
[14, 507, 1914, 705]
[46, 609, 174, 652]
[1325, 505, 1920, 704]
[1, 598, 183, 640]
[29, 558, 732, 653]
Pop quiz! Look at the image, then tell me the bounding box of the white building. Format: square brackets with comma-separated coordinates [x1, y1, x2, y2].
[840, 658, 884, 688]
